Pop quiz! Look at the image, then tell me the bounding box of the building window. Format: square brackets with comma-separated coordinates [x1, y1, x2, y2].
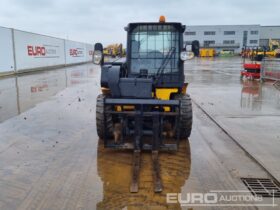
[224, 31, 235, 35]
[250, 40, 258, 44]
[204, 31, 216, 35]
[223, 40, 235, 44]
[185, 31, 196, 36]
[204, 40, 215, 47]
[243, 31, 248, 46]
[250, 30, 259, 35]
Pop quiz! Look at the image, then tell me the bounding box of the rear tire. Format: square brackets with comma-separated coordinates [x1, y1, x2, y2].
[96, 94, 113, 139]
[174, 94, 193, 139]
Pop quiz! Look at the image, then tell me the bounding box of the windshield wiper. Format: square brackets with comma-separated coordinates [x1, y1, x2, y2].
[156, 47, 176, 77]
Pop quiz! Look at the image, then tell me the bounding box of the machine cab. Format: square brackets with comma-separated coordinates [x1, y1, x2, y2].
[125, 21, 187, 88]
[94, 17, 191, 98]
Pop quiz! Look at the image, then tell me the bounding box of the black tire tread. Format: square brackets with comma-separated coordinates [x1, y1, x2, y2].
[96, 94, 113, 138]
[174, 94, 193, 139]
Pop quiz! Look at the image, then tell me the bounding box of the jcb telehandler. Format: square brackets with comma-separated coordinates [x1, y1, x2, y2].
[93, 16, 193, 193]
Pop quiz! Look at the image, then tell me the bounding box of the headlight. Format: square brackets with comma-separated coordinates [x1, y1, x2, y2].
[180, 51, 194, 61]
[93, 50, 103, 65]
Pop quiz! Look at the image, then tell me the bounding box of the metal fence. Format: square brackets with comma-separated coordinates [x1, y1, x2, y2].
[261, 58, 280, 81]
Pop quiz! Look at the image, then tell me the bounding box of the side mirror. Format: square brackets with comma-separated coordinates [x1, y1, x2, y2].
[93, 43, 104, 65]
[180, 50, 194, 61]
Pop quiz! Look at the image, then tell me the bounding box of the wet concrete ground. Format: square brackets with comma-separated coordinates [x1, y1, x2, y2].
[0, 64, 98, 123]
[186, 57, 280, 182]
[0, 59, 279, 209]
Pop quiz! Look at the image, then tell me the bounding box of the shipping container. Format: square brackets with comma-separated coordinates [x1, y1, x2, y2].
[200, 48, 216, 57]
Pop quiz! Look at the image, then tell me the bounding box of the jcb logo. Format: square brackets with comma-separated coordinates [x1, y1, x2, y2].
[27, 45, 46, 56]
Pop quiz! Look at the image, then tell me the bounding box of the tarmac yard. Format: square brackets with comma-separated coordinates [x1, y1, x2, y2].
[0, 57, 280, 210]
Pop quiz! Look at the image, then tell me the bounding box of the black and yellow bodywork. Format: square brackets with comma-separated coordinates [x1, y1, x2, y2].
[95, 18, 193, 152]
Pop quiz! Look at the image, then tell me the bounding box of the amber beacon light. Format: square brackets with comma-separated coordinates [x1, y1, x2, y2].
[159, 16, 166, 23]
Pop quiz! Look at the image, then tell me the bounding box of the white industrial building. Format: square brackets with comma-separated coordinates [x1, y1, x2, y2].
[259, 26, 280, 47]
[184, 25, 280, 54]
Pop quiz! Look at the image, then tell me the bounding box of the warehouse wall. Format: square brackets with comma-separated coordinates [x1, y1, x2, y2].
[260, 26, 280, 40]
[0, 26, 94, 75]
[184, 25, 261, 53]
[0, 27, 15, 73]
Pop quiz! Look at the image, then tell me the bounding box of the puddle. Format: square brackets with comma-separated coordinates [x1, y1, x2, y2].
[96, 140, 191, 210]
[0, 64, 100, 123]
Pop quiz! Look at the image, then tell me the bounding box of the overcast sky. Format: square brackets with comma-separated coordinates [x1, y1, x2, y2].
[0, 0, 279, 45]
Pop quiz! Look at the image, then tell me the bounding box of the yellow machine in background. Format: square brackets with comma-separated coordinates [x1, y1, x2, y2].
[269, 39, 280, 57]
[200, 48, 216, 57]
[103, 43, 124, 57]
[253, 50, 275, 58]
[269, 39, 280, 51]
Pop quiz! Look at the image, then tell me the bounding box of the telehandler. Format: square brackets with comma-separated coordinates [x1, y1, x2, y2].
[93, 16, 193, 193]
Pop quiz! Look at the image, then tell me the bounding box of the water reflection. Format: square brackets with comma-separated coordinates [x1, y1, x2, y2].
[240, 80, 280, 112]
[240, 80, 262, 111]
[96, 140, 191, 210]
[185, 57, 243, 85]
[0, 64, 99, 123]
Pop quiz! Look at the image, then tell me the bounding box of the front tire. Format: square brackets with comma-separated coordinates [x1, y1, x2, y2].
[174, 94, 193, 139]
[96, 94, 113, 139]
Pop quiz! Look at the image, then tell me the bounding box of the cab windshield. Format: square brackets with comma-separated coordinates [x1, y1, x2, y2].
[130, 24, 180, 75]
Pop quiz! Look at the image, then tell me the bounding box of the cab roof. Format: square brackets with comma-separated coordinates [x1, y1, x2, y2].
[125, 22, 186, 33]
